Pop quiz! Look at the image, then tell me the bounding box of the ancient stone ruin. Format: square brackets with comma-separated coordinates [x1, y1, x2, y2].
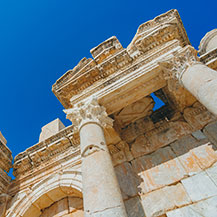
[1, 9, 217, 217]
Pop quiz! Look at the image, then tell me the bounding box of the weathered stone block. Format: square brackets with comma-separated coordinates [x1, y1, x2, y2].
[141, 183, 191, 217]
[120, 124, 140, 143]
[109, 142, 133, 166]
[124, 196, 145, 217]
[191, 130, 207, 140]
[190, 143, 217, 170]
[40, 197, 68, 217]
[68, 197, 83, 213]
[22, 204, 41, 217]
[115, 162, 140, 199]
[145, 121, 191, 153]
[132, 146, 186, 194]
[183, 102, 215, 130]
[205, 162, 217, 185]
[203, 121, 217, 147]
[181, 171, 217, 202]
[170, 135, 201, 155]
[167, 196, 217, 217]
[39, 118, 65, 142]
[33, 193, 54, 210]
[131, 135, 150, 158]
[171, 137, 217, 175]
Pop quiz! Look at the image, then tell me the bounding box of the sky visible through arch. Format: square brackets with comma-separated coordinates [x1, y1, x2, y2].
[0, 0, 216, 178]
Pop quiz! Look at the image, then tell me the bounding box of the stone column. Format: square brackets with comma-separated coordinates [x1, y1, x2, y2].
[64, 98, 127, 217]
[159, 45, 217, 116]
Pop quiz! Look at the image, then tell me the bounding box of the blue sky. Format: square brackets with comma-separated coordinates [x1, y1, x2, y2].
[0, 0, 216, 164]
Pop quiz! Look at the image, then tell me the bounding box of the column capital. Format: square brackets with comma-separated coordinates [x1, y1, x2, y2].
[159, 45, 200, 82]
[64, 97, 113, 131]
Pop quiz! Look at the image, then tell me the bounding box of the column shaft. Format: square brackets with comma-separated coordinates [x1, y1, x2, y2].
[80, 123, 127, 217]
[181, 63, 217, 116]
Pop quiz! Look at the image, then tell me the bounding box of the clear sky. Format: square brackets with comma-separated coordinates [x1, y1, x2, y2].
[0, 0, 216, 165]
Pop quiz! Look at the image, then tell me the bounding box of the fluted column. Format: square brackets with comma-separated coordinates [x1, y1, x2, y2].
[64, 98, 127, 217]
[160, 45, 217, 116]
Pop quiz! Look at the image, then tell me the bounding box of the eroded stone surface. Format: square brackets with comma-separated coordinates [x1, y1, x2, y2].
[181, 171, 217, 202]
[167, 196, 217, 217]
[124, 196, 145, 217]
[132, 146, 187, 194]
[115, 162, 140, 199]
[141, 183, 191, 217]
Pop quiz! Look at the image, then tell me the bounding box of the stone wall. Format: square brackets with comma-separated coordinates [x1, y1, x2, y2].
[113, 110, 217, 217]
[39, 197, 83, 217]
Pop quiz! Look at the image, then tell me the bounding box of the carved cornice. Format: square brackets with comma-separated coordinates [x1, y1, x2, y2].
[52, 9, 189, 109]
[159, 45, 200, 83]
[64, 97, 113, 131]
[13, 125, 80, 177]
[67, 40, 179, 114]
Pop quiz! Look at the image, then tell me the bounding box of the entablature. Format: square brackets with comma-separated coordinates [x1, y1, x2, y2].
[13, 125, 80, 178]
[52, 9, 190, 110]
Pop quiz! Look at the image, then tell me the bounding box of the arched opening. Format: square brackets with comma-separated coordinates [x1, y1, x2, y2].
[22, 187, 84, 217]
[6, 170, 83, 217]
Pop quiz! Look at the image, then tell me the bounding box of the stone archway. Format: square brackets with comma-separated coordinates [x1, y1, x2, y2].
[6, 170, 83, 217]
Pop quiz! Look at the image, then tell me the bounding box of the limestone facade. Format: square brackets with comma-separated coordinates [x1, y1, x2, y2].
[1, 9, 217, 217]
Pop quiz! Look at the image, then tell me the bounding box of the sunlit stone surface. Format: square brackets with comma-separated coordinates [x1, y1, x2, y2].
[1, 9, 217, 217]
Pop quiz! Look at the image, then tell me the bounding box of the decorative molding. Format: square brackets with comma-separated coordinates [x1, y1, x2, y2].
[52, 9, 189, 109]
[69, 40, 179, 114]
[64, 97, 113, 131]
[159, 45, 199, 83]
[200, 47, 217, 65]
[199, 29, 217, 55]
[13, 125, 80, 177]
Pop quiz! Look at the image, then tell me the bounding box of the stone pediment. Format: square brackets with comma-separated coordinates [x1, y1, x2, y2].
[52, 9, 190, 111]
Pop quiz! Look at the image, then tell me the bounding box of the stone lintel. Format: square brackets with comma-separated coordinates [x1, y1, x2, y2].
[52, 9, 189, 109]
[69, 40, 183, 116]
